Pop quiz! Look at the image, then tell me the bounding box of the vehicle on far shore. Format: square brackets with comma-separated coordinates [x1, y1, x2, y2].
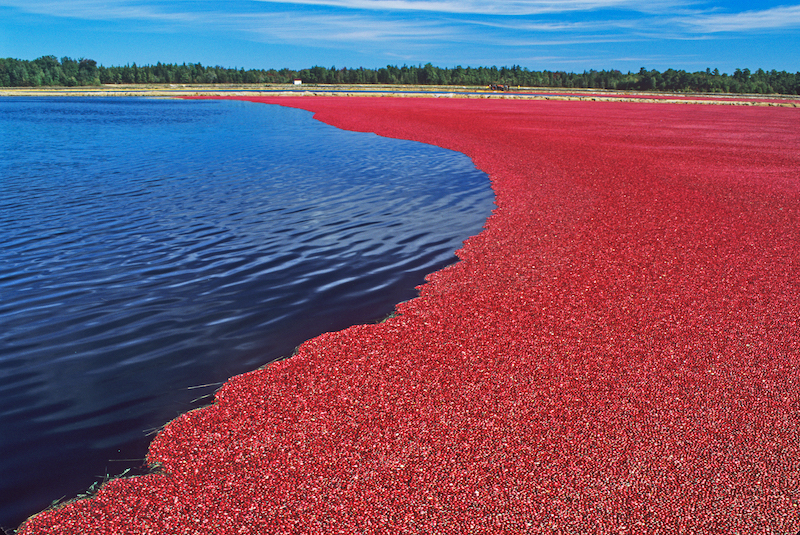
[489, 82, 511, 91]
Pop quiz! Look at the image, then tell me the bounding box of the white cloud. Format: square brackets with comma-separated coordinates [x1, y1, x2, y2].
[252, 0, 690, 15]
[459, 18, 598, 31]
[0, 0, 202, 22]
[240, 11, 458, 43]
[678, 4, 800, 32]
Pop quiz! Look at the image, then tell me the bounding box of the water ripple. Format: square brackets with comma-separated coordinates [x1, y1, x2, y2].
[0, 97, 494, 529]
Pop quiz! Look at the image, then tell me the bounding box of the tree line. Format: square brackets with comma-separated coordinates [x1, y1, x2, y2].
[2, 56, 799, 95]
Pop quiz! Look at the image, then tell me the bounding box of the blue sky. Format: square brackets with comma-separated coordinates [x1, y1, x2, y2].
[1, 0, 798, 73]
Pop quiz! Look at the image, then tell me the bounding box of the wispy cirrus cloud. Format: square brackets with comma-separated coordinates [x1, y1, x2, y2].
[238, 11, 460, 44]
[459, 17, 627, 33]
[0, 0, 471, 46]
[0, 0, 205, 22]
[251, 0, 692, 15]
[677, 4, 800, 32]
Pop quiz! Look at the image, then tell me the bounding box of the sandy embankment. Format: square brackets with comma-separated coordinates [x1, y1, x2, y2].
[2, 83, 799, 107]
[18, 96, 800, 534]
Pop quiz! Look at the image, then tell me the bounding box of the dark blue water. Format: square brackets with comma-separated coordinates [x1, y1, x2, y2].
[0, 97, 494, 530]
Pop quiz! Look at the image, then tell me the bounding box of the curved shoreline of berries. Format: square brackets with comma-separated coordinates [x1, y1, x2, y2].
[20, 96, 800, 534]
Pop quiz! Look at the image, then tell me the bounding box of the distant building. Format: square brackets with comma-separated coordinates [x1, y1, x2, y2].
[293, 79, 302, 85]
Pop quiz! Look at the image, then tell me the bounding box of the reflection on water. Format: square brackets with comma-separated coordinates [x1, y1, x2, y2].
[0, 97, 494, 529]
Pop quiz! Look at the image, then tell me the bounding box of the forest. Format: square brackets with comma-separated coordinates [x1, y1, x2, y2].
[2, 56, 799, 95]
